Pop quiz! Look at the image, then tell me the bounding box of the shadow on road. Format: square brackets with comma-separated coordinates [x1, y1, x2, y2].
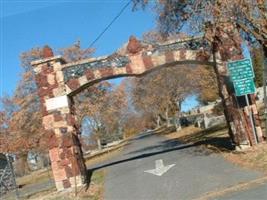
[127, 131, 155, 142]
[85, 126, 235, 189]
[85, 170, 93, 191]
[84, 141, 196, 189]
[87, 143, 192, 170]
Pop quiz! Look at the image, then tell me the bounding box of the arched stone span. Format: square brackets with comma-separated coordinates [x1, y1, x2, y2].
[62, 49, 214, 96]
[31, 37, 262, 191]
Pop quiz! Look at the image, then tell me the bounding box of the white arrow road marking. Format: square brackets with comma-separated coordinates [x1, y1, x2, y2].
[144, 159, 175, 176]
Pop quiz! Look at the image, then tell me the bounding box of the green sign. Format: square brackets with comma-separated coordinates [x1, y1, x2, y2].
[233, 78, 256, 96]
[227, 58, 254, 81]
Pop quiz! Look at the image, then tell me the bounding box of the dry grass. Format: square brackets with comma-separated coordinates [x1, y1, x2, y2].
[166, 126, 202, 140]
[164, 124, 232, 152]
[13, 142, 126, 200]
[85, 144, 125, 167]
[28, 170, 105, 200]
[16, 167, 53, 186]
[224, 143, 267, 174]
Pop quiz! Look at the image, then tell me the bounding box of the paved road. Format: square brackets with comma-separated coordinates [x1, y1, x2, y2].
[88, 132, 264, 200]
[216, 182, 267, 200]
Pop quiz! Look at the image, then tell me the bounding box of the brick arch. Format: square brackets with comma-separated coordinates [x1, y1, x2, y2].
[31, 38, 214, 191]
[63, 49, 214, 96]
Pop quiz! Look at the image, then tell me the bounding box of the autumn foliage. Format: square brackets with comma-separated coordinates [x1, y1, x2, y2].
[0, 42, 95, 174]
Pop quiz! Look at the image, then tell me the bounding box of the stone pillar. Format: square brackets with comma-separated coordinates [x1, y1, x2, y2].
[215, 57, 250, 146]
[210, 21, 263, 148]
[32, 56, 86, 191]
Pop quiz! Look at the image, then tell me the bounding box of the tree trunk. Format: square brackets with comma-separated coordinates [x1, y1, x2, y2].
[97, 138, 102, 150]
[165, 107, 170, 127]
[16, 153, 30, 176]
[174, 116, 181, 131]
[156, 115, 161, 128]
[175, 101, 182, 131]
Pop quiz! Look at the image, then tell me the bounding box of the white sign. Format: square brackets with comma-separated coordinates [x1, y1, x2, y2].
[45, 95, 69, 111]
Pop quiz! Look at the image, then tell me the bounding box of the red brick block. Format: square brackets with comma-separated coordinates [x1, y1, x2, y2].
[254, 116, 260, 126]
[53, 112, 63, 122]
[67, 79, 80, 91]
[142, 55, 153, 70]
[180, 49, 186, 60]
[62, 179, 71, 188]
[41, 104, 49, 116]
[60, 135, 74, 148]
[126, 64, 133, 74]
[196, 50, 210, 62]
[85, 70, 95, 80]
[53, 168, 67, 181]
[42, 64, 54, 75]
[35, 74, 49, 87]
[59, 151, 65, 159]
[39, 98, 47, 112]
[49, 148, 60, 162]
[38, 87, 53, 98]
[59, 158, 70, 167]
[42, 45, 54, 58]
[70, 160, 81, 176]
[66, 114, 76, 126]
[65, 165, 73, 178]
[39, 83, 58, 97]
[165, 52, 175, 63]
[48, 134, 58, 149]
[127, 36, 142, 54]
[99, 68, 114, 78]
[65, 147, 73, 157]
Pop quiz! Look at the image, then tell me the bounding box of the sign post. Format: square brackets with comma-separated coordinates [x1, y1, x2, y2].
[227, 58, 258, 144]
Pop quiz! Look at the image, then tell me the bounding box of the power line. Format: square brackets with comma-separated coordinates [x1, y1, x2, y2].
[89, 0, 131, 48]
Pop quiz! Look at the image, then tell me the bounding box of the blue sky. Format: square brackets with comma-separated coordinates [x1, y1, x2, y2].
[0, 0, 198, 111]
[0, 1, 156, 94]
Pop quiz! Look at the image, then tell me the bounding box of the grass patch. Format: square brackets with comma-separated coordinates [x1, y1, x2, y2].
[224, 143, 267, 174]
[13, 141, 125, 199]
[12, 141, 126, 199]
[16, 167, 53, 186]
[85, 144, 125, 167]
[164, 124, 233, 152]
[29, 170, 105, 200]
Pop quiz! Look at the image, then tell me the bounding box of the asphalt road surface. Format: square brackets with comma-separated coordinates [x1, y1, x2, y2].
[87, 131, 264, 200]
[215, 182, 267, 200]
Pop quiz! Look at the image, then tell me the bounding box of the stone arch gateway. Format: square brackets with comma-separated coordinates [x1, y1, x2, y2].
[31, 37, 263, 191]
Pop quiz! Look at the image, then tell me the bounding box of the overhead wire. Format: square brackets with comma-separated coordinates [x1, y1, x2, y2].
[89, 0, 131, 48]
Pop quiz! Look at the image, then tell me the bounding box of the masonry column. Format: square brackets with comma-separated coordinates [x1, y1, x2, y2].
[213, 22, 264, 148]
[31, 52, 86, 191]
[215, 56, 252, 147]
